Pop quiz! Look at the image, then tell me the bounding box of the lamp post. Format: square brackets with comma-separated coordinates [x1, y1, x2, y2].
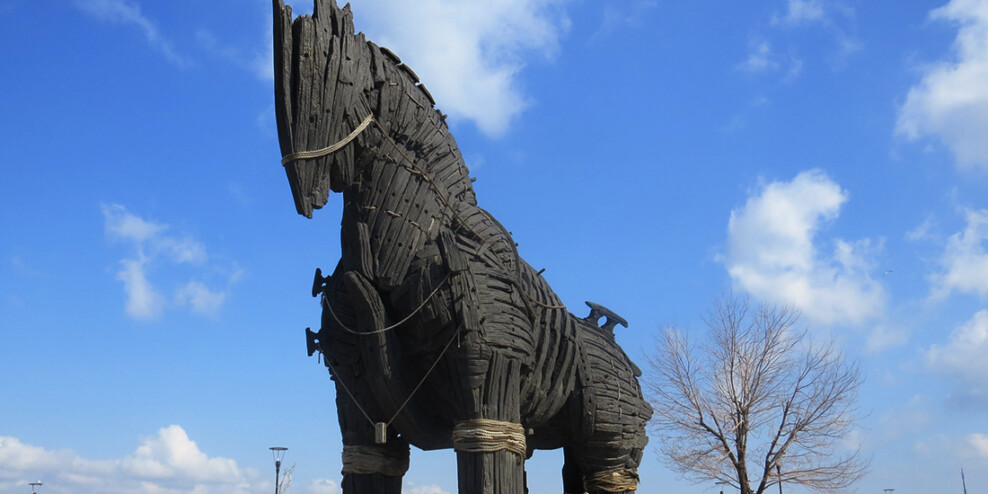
[28, 481, 42, 494]
[270, 446, 288, 494]
[777, 464, 783, 494]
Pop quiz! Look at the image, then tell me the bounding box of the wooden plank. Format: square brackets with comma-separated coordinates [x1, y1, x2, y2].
[310, 0, 334, 174]
[272, 0, 294, 156]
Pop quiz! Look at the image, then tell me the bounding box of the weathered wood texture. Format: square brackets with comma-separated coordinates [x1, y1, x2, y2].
[273, 1, 651, 492]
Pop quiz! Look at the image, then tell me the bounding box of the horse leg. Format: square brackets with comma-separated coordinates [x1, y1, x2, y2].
[336, 382, 408, 494]
[454, 352, 526, 494]
[566, 426, 645, 494]
[562, 446, 587, 494]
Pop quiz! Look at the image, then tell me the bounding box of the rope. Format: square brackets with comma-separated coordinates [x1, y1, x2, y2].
[452, 419, 527, 457]
[584, 468, 640, 493]
[322, 319, 461, 430]
[321, 273, 450, 336]
[281, 113, 375, 165]
[341, 445, 409, 477]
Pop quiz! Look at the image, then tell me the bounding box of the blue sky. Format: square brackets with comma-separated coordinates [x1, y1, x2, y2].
[3, 0, 988, 492]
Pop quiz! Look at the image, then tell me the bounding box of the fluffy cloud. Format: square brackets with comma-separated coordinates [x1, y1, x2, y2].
[307, 479, 341, 494]
[969, 433, 988, 461]
[771, 0, 826, 26]
[896, 0, 988, 171]
[102, 204, 236, 320]
[404, 482, 452, 494]
[926, 309, 988, 404]
[350, 0, 571, 137]
[738, 39, 779, 73]
[175, 281, 228, 317]
[745, 0, 859, 76]
[931, 209, 988, 299]
[722, 170, 885, 326]
[0, 426, 258, 494]
[74, 0, 189, 67]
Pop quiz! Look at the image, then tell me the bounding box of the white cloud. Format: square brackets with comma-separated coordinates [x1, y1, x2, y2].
[914, 432, 988, 466]
[308, 479, 341, 494]
[931, 209, 988, 299]
[866, 322, 909, 353]
[175, 281, 227, 317]
[738, 39, 779, 73]
[74, 0, 189, 67]
[0, 426, 258, 494]
[403, 481, 452, 494]
[104, 203, 167, 244]
[969, 432, 988, 461]
[906, 214, 937, 242]
[102, 204, 236, 320]
[752, 0, 858, 76]
[771, 0, 826, 26]
[722, 169, 885, 326]
[118, 256, 165, 319]
[591, 1, 658, 41]
[351, 0, 571, 137]
[926, 309, 988, 403]
[896, 0, 988, 171]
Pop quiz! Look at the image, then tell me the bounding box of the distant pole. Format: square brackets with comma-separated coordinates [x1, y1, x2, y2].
[777, 464, 783, 494]
[962, 468, 968, 494]
[716, 480, 729, 494]
[28, 481, 42, 494]
[270, 446, 288, 494]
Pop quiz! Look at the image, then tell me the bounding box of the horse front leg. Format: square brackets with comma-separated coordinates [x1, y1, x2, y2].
[453, 352, 527, 494]
[336, 381, 408, 493]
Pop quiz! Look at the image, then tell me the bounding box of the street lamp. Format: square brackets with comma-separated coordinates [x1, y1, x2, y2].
[270, 446, 288, 494]
[715, 480, 730, 494]
[28, 481, 42, 494]
[777, 464, 783, 494]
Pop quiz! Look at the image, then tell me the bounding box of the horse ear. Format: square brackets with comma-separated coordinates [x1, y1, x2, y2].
[313, 0, 341, 22]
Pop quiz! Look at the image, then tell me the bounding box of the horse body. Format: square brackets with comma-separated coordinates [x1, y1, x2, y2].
[273, 1, 650, 492]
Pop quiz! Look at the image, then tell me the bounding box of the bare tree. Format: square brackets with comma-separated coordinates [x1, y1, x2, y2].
[646, 296, 867, 494]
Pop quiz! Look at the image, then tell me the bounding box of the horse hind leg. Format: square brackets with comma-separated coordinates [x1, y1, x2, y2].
[568, 442, 644, 494]
[566, 409, 647, 494]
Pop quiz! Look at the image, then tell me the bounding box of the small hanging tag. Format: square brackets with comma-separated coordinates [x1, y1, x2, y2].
[374, 422, 388, 444]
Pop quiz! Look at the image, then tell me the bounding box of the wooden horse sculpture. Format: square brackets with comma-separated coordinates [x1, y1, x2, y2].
[272, 1, 651, 492]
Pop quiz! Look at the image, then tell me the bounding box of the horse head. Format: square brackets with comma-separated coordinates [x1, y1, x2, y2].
[272, 0, 379, 218]
[273, 0, 466, 219]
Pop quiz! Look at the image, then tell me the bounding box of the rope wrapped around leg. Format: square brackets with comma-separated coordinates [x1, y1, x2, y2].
[585, 468, 640, 493]
[451, 419, 527, 457]
[341, 445, 410, 477]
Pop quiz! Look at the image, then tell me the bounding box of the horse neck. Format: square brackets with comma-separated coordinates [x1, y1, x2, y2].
[336, 112, 475, 289]
[343, 48, 477, 234]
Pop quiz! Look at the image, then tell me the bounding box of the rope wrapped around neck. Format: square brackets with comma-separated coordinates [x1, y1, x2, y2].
[585, 467, 640, 493]
[452, 419, 526, 457]
[281, 113, 375, 165]
[341, 445, 409, 477]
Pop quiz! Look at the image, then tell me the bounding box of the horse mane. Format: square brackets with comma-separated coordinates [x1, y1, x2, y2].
[362, 27, 478, 207]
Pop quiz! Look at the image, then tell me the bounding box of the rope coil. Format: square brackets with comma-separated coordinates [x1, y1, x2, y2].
[585, 468, 640, 493]
[452, 419, 527, 457]
[341, 445, 409, 477]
